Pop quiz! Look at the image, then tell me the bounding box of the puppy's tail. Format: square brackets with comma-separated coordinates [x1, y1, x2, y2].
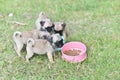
[27, 38, 35, 47]
[13, 31, 22, 39]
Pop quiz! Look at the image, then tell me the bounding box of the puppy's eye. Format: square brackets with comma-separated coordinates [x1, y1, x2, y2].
[61, 23, 66, 28]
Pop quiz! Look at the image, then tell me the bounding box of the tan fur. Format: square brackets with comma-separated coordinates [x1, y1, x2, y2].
[44, 19, 53, 28]
[26, 38, 55, 63]
[53, 22, 68, 41]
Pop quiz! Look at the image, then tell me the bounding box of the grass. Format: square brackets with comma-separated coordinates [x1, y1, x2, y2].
[0, 0, 120, 80]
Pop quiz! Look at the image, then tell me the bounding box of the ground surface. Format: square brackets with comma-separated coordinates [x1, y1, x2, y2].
[0, 0, 120, 80]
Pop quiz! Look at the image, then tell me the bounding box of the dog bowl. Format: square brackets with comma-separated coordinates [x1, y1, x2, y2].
[61, 42, 87, 63]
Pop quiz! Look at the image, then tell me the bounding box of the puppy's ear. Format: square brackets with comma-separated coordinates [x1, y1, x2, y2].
[39, 12, 45, 17]
[61, 22, 66, 28]
[40, 21, 45, 26]
[28, 40, 32, 43]
[28, 39, 34, 47]
[40, 12, 44, 15]
[52, 24, 54, 28]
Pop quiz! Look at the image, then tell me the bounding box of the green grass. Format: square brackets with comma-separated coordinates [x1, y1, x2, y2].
[0, 0, 120, 80]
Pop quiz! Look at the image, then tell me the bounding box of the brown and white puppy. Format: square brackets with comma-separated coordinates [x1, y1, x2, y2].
[12, 30, 50, 57]
[53, 22, 67, 41]
[35, 12, 54, 34]
[26, 38, 55, 63]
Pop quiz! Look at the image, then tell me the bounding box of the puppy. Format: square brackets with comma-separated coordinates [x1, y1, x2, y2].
[35, 12, 47, 30]
[26, 38, 55, 63]
[35, 12, 53, 33]
[47, 33, 64, 51]
[12, 30, 50, 57]
[53, 22, 67, 41]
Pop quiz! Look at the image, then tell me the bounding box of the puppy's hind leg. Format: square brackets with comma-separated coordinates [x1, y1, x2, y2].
[26, 47, 34, 63]
[13, 42, 17, 51]
[47, 52, 54, 63]
[16, 42, 23, 57]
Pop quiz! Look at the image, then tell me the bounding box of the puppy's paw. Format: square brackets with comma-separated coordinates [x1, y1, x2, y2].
[25, 59, 30, 63]
[50, 61, 55, 64]
[17, 54, 22, 57]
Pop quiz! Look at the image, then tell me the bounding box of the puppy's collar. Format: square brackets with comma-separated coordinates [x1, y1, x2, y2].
[55, 48, 61, 51]
[61, 36, 65, 43]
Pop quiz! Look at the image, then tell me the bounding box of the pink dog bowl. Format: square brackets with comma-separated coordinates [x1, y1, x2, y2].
[61, 42, 87, 63]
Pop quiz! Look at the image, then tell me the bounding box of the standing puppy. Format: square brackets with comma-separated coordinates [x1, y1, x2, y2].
[53, 22, 67, 41]
[47, 33, 64, 51]
[12, 30, 50, 57]
[35, 12, 47, 30]
[35, 12, 54, 34]
[26, 38, 55, 63]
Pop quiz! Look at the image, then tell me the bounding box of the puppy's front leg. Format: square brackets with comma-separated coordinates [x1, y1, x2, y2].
[47, 52, 54, 63]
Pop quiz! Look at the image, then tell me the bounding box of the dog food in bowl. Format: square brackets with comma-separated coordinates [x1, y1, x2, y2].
[64, 49, 81, 56]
